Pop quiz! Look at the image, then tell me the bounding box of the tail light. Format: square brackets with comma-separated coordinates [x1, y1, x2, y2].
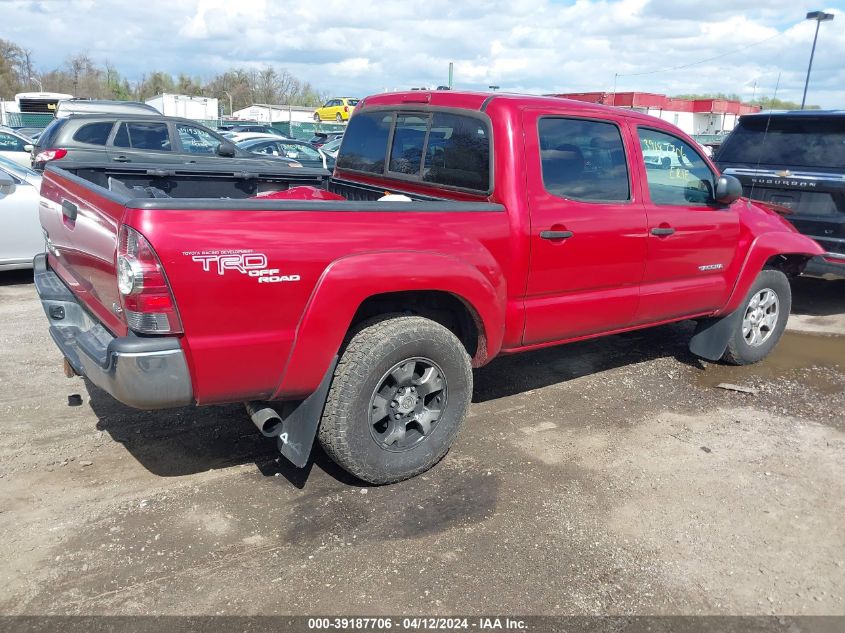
[344, 105, 349, 112]
[116, 226, 183, 334]
[34, 148, 68, 163]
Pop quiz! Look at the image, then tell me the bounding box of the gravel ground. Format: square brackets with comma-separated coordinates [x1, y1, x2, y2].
[0, 272, 843, 616]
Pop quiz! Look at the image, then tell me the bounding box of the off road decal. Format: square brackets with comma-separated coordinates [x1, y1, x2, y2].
[184, 250, 300, 283]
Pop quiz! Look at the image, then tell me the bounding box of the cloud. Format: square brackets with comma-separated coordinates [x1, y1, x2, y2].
[2, 0, 843, 107]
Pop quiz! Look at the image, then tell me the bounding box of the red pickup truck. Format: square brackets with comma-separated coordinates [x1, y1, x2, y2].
[36, 90, 823, 484]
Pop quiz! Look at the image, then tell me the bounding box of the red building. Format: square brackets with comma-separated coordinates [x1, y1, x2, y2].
[548, 92, 761, 138]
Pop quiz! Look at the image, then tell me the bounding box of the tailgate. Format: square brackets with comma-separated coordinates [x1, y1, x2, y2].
[38, 166, 128, 336]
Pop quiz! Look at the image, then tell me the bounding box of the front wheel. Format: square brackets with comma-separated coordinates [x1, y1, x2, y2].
[721, 269, 791, 365]
[314, 113, 321, 122]
[318, 316, 472, 484]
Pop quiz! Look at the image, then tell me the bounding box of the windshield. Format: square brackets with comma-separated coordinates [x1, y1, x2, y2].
[718, 115, 845, 169]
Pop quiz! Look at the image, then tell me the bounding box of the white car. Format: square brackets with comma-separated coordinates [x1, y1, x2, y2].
[224, 131, 291, 144]
[320, 137, 343, 160]
[0, 127, 35, 168]
[0, 156, 43, 271]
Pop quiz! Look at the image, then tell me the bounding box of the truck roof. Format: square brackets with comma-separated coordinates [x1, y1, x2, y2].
[359, 90, 664, 125]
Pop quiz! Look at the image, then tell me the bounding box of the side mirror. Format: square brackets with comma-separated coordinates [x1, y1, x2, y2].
[24, 144, 33, 152]
[216, 142, 236, 158]
[714, 175, 742, 205]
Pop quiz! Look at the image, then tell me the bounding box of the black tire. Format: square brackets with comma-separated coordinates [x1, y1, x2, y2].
[721, 269, 791, 365]
[314, 113, 321, 122]
[661, 156, 671, 169]
[318, 316, 472, 484]
[335, 113, 343, 122]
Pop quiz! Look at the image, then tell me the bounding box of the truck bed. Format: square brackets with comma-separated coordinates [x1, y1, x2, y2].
[38, 163, 509, 406]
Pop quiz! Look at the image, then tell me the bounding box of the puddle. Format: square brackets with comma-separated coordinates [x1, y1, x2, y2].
[696, 331, 845, 395]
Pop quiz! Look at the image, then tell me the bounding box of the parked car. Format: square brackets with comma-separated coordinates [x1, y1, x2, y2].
[641, 141, 684, 169]
[30, 114, 301, 171]
[716, 110, 845, 278]
[320, 136, 343, 160]
[14, 127, 43, 141]
[313, 98, 359, 122]
[0, 127, 35, 168]
[55, 99, 161, 118]
[217, 123, 287, 137]
[238, 136, 334, 169]
[0, 156, 42, 271]
[308, 132, 343, 149]
[223, 131, 292, 144]
[35, 90, 821, 485]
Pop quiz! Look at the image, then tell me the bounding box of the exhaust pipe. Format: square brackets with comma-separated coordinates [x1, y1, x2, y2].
[245, 401, 284, 437]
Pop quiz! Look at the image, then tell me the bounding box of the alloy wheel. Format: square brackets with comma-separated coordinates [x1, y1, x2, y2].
[368, 357, 447, 451]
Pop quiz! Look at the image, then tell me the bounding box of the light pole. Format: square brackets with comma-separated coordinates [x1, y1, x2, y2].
[801, 10, 834, 110]
[223, 90, 233, 116]
[488, 85, 500, 91]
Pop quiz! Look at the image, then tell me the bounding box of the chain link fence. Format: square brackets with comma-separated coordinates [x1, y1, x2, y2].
[3, 112, 55, 128]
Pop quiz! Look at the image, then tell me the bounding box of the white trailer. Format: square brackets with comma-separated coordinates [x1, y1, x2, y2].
[145, 93, 219, 119]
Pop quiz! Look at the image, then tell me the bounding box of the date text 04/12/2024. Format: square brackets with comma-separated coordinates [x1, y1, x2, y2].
[307, 617, 527, 630]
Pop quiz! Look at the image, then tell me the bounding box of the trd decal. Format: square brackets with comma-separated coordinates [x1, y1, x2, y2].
[184, 250, 300, 283]
[698, 263, 724, 271]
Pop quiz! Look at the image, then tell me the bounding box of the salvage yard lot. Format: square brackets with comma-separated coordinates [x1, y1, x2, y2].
[0, 271, 843, 615]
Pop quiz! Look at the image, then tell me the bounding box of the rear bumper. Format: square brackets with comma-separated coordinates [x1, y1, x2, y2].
[803, 253, 845, 279]
[34, 254, 193, 409]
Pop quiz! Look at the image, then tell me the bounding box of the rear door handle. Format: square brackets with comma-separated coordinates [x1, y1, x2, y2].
[540, 230, 574, 240]
[651, 227, 675, 236]
[112, 155, 130, 163]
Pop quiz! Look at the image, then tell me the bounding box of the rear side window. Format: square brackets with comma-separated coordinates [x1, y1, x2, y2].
[112, 122, 171, 151]
[72, 122, 114, 146]
[339, 109, 491, 191]
[538, 118, 629, 201]
[337, 111, 392, 174]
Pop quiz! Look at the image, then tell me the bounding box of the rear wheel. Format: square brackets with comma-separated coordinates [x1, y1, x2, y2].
[318, 316, 472, 484]
[721, 269, 791, 365]
[336, 113, 343, 122]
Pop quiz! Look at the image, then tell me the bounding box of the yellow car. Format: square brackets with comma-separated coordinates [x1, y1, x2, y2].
[313, 98, 359, 122]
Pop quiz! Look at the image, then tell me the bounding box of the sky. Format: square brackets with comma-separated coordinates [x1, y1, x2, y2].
[2, 0, 845, 107]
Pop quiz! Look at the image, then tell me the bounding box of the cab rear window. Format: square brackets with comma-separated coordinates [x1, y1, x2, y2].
[337, 109, 491, 192]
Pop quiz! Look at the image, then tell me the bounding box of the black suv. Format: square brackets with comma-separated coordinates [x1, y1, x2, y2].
[32, 114, 300, 171]
[715, 111, 845, 277]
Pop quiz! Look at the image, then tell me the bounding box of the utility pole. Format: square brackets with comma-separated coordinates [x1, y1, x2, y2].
[448, 62, 453, 90]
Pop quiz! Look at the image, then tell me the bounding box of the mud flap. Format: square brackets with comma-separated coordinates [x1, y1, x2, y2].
[688, 309, 743, 361]
[275, 355, 338, 468]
